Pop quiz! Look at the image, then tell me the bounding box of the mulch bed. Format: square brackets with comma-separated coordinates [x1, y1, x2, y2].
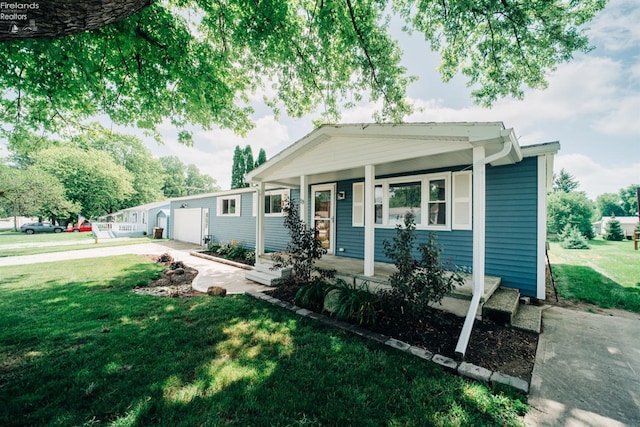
[267, 284, 538, 382]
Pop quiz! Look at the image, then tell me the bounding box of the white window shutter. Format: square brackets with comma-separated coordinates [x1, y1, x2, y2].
[352, 182, 364, 226]
[452, 171, 472, 230]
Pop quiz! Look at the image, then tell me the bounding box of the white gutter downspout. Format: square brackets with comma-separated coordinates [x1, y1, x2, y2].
[455, 133, 513, 358]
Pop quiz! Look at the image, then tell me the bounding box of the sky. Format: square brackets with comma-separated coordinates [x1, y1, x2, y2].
[3, 0, 638, 200]
[137, 0, 638, 201]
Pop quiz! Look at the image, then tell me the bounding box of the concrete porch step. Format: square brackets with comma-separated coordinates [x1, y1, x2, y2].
[246, 261, 292, 286]
[245, 270, 282, 286]
[512, 304, 542, 333]
[482, 287, 520, 325]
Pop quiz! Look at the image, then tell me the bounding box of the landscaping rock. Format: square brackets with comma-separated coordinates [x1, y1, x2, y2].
[207, 286, 227, 297]
[458, 362, 492, 382]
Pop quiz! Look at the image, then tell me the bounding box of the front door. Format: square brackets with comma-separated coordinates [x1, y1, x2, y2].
[311, 184, 335, 254]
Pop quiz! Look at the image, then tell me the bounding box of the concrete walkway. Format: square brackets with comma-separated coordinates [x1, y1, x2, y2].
[0, 240, 270, 295]
[525, 306, 640, 427]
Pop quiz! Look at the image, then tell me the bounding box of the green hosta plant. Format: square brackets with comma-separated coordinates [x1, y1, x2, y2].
[328, 278, 380, 326]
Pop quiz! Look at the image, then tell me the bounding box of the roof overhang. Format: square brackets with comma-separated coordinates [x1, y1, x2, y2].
[247, 122, 523, 188]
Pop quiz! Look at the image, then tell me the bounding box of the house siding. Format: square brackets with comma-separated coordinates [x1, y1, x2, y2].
[332, 159, 539, 296]
[485, 157, 538, 297]
[211, 192, 255, 247]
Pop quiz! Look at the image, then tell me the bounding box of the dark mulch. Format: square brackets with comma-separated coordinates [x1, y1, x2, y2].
[267, 284, 538, 382]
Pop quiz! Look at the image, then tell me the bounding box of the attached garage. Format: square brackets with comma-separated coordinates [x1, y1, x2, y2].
[172, 208, 208, 244]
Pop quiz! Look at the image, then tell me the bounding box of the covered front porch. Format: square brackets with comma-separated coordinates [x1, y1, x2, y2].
[256, 253, 502, 318]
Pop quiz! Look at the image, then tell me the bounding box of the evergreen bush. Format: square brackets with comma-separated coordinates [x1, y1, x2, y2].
[604, 218, 625, 241]
[560, 224, 590, 249]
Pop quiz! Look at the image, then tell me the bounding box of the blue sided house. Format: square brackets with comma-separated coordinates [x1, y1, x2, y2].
[245, 122, 559, 304]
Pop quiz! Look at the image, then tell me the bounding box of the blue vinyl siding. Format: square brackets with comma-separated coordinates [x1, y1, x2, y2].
[333, 159, 540, 296]
[485, 157, 538, 296]
[211, 192, 256, 247]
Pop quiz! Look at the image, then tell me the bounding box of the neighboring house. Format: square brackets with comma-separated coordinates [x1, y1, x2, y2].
[168, 188, 291, 249]
[599, 216, 640, 238]
[97, 200, 171, 237]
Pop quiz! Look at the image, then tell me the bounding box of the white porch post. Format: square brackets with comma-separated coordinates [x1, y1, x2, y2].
[472, 145, 486, 295]
[455, 145, 487, 357]
[256, 182, 265, 258]
[364, 164, 375, 276]
[299, 175, 308, 223]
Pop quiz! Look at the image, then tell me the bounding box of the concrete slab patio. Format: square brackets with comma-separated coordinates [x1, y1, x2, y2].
[525, 306, 640, 427]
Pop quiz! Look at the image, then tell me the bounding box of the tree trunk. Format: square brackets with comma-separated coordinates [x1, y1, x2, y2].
[0, 0, 153, 41]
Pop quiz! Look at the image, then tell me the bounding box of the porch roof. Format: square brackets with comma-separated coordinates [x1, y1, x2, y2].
[247, 122, 523, 188]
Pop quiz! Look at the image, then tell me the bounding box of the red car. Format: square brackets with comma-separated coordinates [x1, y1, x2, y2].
[66, 222, 93, 232]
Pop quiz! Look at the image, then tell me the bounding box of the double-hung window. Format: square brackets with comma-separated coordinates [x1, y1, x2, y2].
[217, 195, 241, 216]
[352, 172, 468, 230]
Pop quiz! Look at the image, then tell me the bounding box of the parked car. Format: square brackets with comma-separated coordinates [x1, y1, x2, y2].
[66, 222, 92, 232]
[20, 222, 65, 234]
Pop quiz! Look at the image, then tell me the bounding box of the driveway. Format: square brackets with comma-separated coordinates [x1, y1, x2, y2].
[525, 306, 640, 426]
[0, 240, 269, 295]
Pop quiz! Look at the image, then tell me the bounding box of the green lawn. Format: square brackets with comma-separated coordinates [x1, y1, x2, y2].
[548, 238, 640, 313]
[0, 230, 93, 244]
[0, 231, 155, 257]
[0, 256, 527, 426]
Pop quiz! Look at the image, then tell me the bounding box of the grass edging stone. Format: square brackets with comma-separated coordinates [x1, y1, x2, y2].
[245, 289, 531, 395]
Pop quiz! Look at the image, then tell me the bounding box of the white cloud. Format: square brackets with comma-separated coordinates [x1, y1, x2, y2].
[555, 153, 640, 199]
[587, 0, 640, 52]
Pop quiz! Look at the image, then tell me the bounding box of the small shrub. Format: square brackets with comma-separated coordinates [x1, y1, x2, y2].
[170, 261, 186, 270]
[328, 278, 380, 326]
[382, 212, 465, 321]
[271, 199, 332, 285]
[560, 224, 590, 249]
[157, 253, 174, 263]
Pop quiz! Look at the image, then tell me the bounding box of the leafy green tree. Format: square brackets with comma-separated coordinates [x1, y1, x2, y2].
[256, 148, 267, 168]
[603, 218, 625, 241]
[0, 163, 80, 229]
[70, 124, 164, 207]
[231, 145, 247, 189]
[553, 169, 580, 193]
[619, 185, 640, 216]
[0, 1, 605, 141]
[547, 191, 595, 239]
[159, 156, 187, 198]
[595, 193, 625, 219]
[185, 164, 220, 195]
[34, 147, 134, 218]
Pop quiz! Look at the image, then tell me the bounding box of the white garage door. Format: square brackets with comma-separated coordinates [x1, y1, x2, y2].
[173, 208, 206, 244]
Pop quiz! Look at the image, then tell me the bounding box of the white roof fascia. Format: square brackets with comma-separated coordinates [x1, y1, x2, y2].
[247, 122, 517, 184]
[521, 141, 560, 158]
[170, 187, 256, 202]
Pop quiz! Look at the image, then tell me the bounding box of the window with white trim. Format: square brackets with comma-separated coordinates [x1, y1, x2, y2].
[264, 189, 289, 216]
[217, 195, 241, 216]
[352, 172, 461, 230]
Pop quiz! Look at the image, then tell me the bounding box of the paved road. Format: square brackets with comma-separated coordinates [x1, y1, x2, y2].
[526, 306, 640, 427]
